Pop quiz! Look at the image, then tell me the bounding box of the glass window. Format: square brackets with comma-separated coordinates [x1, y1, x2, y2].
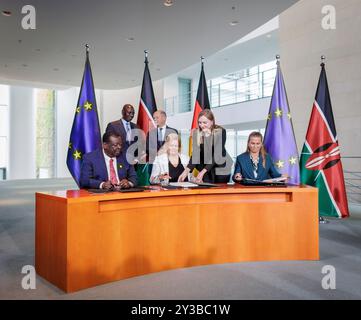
[0, 107, 8, 136]
[0, 85, 9, 179]
[219, 81, 237, 106]
[262, 68, 277, 97]
[0, 85, 9, 105]
[236, 129, 265, 156]
[179, 129, 190, 157]
[178, 78, 192, 112]
[165, 60, 277, 114]
[207, 60, 276, 107]
[260, 61, 276, 72]
[35, 89, 55, 178]
[0, 136, 7, 168]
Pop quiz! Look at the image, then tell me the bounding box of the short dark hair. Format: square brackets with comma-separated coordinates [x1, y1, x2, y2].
[122, 104, 134, 111]
[102, 131, 121, 144]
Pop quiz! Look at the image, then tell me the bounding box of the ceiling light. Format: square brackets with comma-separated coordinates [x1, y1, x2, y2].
[2, 10, 11, 16]
[229, 5, 238, 27]
[163, 0, 174, 7]
[126, 37, 135, 42]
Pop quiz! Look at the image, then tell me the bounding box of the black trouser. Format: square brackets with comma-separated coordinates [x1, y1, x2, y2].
[194, 165, 230, 183]
[215, 174, 231, 183]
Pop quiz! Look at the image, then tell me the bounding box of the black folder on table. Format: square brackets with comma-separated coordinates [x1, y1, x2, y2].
[239, 178, 286, 187]
[119, 187, 146, 193]
[195, 182, 219, 188]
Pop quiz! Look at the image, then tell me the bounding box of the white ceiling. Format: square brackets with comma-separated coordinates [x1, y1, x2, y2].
[174, 17, 280, 82]
[0, 0, 298, 89]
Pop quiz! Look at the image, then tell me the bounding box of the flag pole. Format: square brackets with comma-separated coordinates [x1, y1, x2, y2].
[85, 44, 89, 58]
[144, 49, 148, 63]
[318, 55, 330, 224]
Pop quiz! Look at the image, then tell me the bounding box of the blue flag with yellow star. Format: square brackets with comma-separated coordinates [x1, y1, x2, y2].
[66, 50, 101, 187]
[264, 59, 300, 184]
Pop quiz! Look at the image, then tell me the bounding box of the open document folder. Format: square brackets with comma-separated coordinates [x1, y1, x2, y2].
[168, 182, 218, 188]
[262, 176, 288, 183]
[169, 182, 199, 188]
[239, 177, 287, 186]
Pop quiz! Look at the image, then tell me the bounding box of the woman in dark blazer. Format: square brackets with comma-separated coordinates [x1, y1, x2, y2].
[233, 131, 286, 182]
[178, 109, 232, 183]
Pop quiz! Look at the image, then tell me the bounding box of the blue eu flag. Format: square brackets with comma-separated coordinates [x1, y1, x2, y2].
[66, 50, 101, 187]
[264, 58, 300, 184]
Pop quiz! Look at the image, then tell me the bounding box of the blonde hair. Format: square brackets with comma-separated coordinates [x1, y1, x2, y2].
[246, 131, 267, 168]
[158, 133, 181, 155]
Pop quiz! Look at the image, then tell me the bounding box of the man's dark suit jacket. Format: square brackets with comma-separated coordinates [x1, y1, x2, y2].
[146, 125, 178, 162]
[105, 119, 143, 162]
[79, 149, 138, 189]
[105, 119, 139, 148]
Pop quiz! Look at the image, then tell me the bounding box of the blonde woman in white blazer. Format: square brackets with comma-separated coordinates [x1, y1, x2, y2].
[150, 133, 190, 184]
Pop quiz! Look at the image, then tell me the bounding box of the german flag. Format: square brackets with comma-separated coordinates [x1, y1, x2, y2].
[189, 59, 210, 155]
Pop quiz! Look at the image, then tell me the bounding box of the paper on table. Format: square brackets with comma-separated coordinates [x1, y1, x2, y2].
[169, 182, 199, 188]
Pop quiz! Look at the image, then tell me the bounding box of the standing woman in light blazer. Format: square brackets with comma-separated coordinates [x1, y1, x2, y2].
[150, 133, 190, 184]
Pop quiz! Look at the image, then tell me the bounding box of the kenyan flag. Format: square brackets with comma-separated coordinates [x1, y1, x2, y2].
[136, 52, 157, 186]
[300, 62, 349, 218]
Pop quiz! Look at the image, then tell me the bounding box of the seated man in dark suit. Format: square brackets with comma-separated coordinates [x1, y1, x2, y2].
[146, 110, 178, 163]
[80, 132, 138, 190]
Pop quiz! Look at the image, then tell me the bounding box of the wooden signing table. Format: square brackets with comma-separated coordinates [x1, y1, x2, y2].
[35, 184, 319, 293]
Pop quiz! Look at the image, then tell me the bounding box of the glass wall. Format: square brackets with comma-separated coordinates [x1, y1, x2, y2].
[235, 128, 265, 156]
[209, 60, 276, 108]
[0, 85, 9, 180]
[178, 78, 192, 112]
[35, 89, 56, 178]
[164, 60, 276, 115]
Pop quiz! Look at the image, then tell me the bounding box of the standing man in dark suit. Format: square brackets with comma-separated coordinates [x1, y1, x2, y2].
[146, 110, 178, 163]
[105, 104, 144, 165]
[105, 104, 139, 151]
[80, 132, 137, 190]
